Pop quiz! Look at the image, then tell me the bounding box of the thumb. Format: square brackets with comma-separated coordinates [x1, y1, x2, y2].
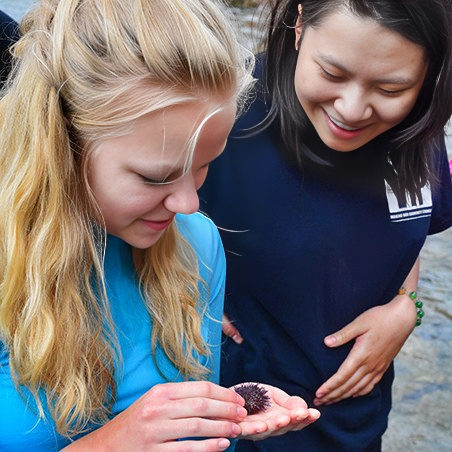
[324, 321, 360, 348]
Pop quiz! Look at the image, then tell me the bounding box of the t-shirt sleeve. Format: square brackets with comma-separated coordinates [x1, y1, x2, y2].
[429, 135, 452, 235]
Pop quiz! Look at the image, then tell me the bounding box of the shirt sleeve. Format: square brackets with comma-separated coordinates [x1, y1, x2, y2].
[429, 134, 452, 235]
[175, 212, 226, 384]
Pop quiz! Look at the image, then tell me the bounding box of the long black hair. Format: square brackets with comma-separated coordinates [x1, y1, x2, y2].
[262, 0, 452, 194]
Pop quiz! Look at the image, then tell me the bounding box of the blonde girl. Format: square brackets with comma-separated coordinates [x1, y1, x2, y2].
[0, 0, 319, 450]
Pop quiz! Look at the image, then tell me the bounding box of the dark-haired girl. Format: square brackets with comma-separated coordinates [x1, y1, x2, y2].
[200, 1, 452, 450]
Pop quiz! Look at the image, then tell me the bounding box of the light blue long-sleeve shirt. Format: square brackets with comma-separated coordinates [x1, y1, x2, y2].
[0, 212, 226, 450]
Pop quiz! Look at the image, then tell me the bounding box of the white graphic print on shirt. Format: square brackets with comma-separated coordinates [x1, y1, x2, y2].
[385, 180, 432, 222]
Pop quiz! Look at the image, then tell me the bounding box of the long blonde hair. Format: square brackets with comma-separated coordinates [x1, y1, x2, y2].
[0, 0, 254, 437]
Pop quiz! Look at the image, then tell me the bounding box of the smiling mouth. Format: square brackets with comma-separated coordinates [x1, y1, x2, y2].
[141, 217, 174, 231]
[327, 113, 362, 131]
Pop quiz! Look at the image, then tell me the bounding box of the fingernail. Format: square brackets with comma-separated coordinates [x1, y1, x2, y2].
[237, 406, 247, 417]
[324, 335, 336, 346]
[232, 334, 243, 344]
[218, 439, 230, 450]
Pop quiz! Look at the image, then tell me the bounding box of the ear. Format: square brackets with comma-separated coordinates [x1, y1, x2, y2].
[295, 4, 302, 51]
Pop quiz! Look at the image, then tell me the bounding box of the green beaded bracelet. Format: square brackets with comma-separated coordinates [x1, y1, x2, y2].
[398, 287, 424, 326]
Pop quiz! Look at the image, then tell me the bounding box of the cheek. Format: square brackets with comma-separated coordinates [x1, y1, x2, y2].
[89, 172, 122, 213]
[115, 190, 161, 215]
[295, 65, 330, 108]
[294, 63, 308, 104]
[376, 96, 419, 127]
[93, 180, 150, 221]
[87, 156, 117, 207]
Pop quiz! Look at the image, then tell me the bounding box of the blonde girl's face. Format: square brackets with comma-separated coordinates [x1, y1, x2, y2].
[88, 98, 236, 249]
[294, 9, 428, 152]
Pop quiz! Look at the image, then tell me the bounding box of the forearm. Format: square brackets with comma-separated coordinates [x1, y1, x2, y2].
[400, 256, 420, 292]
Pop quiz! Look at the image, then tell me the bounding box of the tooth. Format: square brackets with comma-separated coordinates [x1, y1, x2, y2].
[328, 114, 359, 131]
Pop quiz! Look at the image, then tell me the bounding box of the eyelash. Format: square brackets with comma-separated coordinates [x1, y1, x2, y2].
[321, 68, 342, 81]
[378, 88, 403, 97]
[139, 163, 210, 186]
[140, 175, 168, 185]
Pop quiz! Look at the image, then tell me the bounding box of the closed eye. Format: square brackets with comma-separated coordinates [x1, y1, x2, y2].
[378, 87, 405, 97]
[320, 67, 343, 81]
[139, 174, 169, 185]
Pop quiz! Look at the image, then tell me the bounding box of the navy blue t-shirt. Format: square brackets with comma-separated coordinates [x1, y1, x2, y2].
[199, 74, 452, 451]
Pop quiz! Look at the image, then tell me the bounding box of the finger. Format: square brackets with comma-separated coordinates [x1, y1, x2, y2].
[167, 397, 247, 421]
[354, 378, 380, 398]
[315, 378, 359, 405]
[325, 375, 375, 404]
[351, 371, 387, 398]
[280, 395, 309, 411]
[315, 364, 356, 401]
[158, 418, 241, 442]
[300, 408, 321, 424]
[240, 414, 290, 439]
[266, 413, 294, 431]
[159, 437, 232, 452]
[238, 418, 270, 437]
[267, 417, 308, 437]
[241, 407, 320, 440]
[324, 321, 363, 348]
[289, 405, 320, 424]
[151, 381, 243, 405]
[222, 314, 243, 344]
[321, 365, 385, 404]
[285, 408, 321, 433]
[315, 363, 366, 405]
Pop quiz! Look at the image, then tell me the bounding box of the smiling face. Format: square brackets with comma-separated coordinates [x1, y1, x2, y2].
[87, 97, 236, 249]
[294, 8, 428, 152]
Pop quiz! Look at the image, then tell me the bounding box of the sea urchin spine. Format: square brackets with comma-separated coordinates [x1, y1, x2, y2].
[234, 383, 271, 415]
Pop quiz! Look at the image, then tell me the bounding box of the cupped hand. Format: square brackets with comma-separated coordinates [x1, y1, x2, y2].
[314, 295, 417, 406]
[235, 383, 320, 441]
[63, 381, 247, 451]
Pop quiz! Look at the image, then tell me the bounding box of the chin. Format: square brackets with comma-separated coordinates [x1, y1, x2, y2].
[329, 143, 363, 152]
[320, 136, 362, 152]
[320, 130, 375, 152]
[120, 234, 161, 250]
[133, 239, 160, 249]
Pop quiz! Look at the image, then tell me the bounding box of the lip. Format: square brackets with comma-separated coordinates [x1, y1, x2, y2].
[141, 217, 174, 231]
[323, 110, 367, 140]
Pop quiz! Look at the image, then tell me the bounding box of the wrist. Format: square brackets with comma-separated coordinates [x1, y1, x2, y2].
[398, 286, 424, 327]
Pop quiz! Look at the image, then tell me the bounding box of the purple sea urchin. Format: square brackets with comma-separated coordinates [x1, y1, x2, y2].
[234, 383, 271, 415]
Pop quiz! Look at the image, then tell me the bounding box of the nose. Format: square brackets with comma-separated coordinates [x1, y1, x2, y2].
[333, 84, 372, 123]
[164, 175, 200, 215]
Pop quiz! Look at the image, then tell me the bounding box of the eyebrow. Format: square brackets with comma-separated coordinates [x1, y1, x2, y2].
[318, 52, 415, 86]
